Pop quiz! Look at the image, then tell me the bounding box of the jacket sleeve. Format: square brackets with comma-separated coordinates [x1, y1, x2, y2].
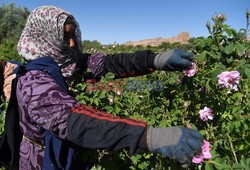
[68, 104, 147, 155]
[77, 50, 156, 79]
[18, 71, 147, 155]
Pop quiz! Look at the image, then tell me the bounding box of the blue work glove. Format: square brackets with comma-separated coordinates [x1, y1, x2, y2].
[154, 49, 194, 71]
[147, 127, 203, 168]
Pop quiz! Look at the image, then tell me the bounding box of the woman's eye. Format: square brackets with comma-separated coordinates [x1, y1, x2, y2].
[64, 32, 74, 39]
[64, 33, 70, 39]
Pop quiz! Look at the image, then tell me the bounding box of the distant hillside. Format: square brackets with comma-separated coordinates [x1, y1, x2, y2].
[124, 32, 190, 47]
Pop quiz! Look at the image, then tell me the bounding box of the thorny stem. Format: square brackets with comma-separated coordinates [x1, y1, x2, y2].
[123, 149, 136, 165]
[159, 157, 163, 170]
[226, 133, 238, 163]
[182, 110, 187, 125]
[207, 160, 222, 166]
[207, 122, 215, 140]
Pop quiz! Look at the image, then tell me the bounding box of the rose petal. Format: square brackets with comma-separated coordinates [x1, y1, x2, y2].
[217, 71, 240, 89]
[192, 140, 212, 163]
[203, 151, 212, 159]
[192, 155, 204, 164]
[186, 62, 196, 77]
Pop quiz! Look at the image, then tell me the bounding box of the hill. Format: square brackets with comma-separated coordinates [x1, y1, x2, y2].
[124, 32, 190, 46]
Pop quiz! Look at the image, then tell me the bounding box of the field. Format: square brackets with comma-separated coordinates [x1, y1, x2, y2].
[0, 6, 250, 170]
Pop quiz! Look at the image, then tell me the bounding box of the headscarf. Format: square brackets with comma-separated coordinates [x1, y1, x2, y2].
[17, 6, 82, 77]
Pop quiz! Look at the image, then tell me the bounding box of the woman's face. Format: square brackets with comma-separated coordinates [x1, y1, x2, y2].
[64, 23, 76, 49]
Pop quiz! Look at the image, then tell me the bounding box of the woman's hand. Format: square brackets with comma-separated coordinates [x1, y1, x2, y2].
[147, 126, 203, 168]
[154, 49, 194, 71]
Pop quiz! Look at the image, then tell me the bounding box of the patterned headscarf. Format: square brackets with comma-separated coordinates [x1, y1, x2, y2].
[17, 6, 82, 77]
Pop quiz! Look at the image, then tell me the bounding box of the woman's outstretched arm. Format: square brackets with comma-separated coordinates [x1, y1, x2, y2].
[77, 50, 156, 80]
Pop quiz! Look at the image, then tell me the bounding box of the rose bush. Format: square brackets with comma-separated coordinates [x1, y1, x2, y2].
[73, 13, 250, 170]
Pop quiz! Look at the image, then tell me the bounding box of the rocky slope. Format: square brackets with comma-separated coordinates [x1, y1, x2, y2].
[124, 32, 190, 46]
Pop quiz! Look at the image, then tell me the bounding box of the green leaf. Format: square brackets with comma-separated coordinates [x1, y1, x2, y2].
[232, 163, 246, 169]
[200, 51, 207, 61]
[205, 163, 214, 170]
[196, 39, 205, 51]
[210, 69, 223, 80]
[235, 42, 245, 56]
[232, 92, 243, 100]
[97, 90, 106, 99]
[105, 72, 115, 79]
[172, 110, 182, 116]
[211, 45, 218, 51]
[238, 144, 245, 151]
[224, 43, 235, 54]
[93, 98, 99, 106]
[222, 25, 233, 37]
[226, 56, 233, 64]
[228, 123, 234, 132]
[205, 79, 212, 91]
[114, 105, 121, 114]
[224, 29, 232, 37]
[231, 29, 238, 37]
[207, 37, 213, 46]
[235, 121, 241, 130]
[215, 63, 226, 70]
[214, 161, 231, 170]
[207, 50, 219, 59]
[244, 64, 250, 77]
[223, 24, 229, 30]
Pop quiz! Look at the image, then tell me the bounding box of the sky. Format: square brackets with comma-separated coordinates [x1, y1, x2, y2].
[1, 0, 249, 44]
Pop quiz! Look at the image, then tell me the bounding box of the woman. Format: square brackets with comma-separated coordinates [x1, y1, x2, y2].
[3, 6, 203, 170]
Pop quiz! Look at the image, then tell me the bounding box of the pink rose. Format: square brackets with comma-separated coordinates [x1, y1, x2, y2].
[184, 101, 188, 108]
[116, 91, 122, 96]
[192, 140, 212, 164]
[108, 97, 114, 104]
[199, 86, 207, 93]
[186, 62, 196, 77]
[217, 71, 240, 90]
[199, 107, 214, 121]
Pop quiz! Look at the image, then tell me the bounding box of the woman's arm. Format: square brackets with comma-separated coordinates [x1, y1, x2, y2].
[76, 50, 156, 80]
[17, 70, 147, 155]
[78, 49, 195, 80]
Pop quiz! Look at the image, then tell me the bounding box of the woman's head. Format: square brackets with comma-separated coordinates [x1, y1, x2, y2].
[17, 6, 82, 77]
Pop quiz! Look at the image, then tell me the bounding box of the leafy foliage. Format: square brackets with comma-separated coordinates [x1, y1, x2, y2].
[74, 14, 250, 170]
[0, 3, 30, 42]
[0, 37, 22, 61]
[0, 3, 29, 61]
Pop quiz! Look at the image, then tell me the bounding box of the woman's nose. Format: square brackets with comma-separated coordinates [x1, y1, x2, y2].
[69, 38, 75, 48]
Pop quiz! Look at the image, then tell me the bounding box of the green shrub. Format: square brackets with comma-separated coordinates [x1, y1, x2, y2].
[73, 14, 250, 170]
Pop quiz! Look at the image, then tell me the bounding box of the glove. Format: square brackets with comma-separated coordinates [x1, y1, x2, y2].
[147, 127, 203, 168]
[154, 49, 194, 71]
